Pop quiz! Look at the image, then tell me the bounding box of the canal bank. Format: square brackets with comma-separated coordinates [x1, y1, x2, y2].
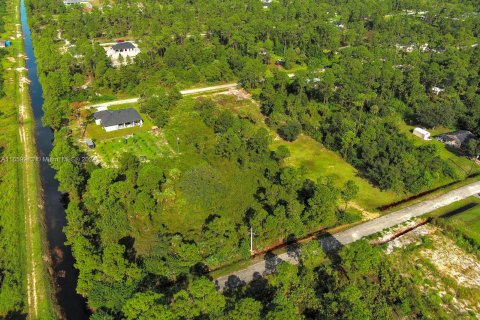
[20, 0, 89, 318]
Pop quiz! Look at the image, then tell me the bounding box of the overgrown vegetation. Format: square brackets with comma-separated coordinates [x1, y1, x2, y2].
[24, 0, 480, 317]
[428, 197, 480, 258]
[0, 1, 25, 316]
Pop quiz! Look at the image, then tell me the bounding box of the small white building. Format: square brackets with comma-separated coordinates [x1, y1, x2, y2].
[413, 127, 431, 140]
[261, 0, 272, 9]
[106, 42, 140, 65]
[94, 108, 143, 132]
[431, 86, 445, 95]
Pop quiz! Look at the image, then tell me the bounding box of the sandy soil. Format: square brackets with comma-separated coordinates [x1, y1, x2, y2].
[421, 233, 480, 288]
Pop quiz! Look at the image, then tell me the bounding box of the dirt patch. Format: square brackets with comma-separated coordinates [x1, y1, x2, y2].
[383, 223, 435, 253]
[350, 202, 379, 220]
[214, 88, 251, 100]
[421, 233, 480, 288]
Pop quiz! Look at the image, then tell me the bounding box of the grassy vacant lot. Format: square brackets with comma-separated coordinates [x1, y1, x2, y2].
[271, 135, 402, 209]
[213, 94, 480, 211]
[213, 94, 403, 210]
[427, 196, 480, 244]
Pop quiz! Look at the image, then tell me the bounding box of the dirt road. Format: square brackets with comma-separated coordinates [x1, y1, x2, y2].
[17, 22, 39, 320]
[86, 82, 238, 110]
[215, 181, 480, 290]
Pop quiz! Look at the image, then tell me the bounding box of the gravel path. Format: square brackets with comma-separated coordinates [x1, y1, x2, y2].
[215, 181, 480, 290]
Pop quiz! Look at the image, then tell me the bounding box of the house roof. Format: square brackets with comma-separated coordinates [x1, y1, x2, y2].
[112, 42, 136, 51]
[413, 127, 430, 135]
[94, 108, 142, 127]
[86, 139, 94, 146]
[440, 130, 474, 145]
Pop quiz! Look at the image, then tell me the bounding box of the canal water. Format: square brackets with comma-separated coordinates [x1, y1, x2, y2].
[20, 0, 89, 318]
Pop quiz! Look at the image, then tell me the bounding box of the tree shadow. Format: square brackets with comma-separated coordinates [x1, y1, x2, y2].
[244, 272, 275, 304]
[218, 274, 245, 292]
[444, 144, 467, 157]
[264, 251, 282, 275]
[190, 262, 210, 278]
[440, 202, 477, 219]
[285, 234, 301, 262]
[118, 236, 137, 262]
[4, 311, 27, 320]
[318, 232, 343, 264]
[138, 272, 172, 293]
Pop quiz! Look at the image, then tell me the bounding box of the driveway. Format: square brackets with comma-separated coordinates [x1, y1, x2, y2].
[215, 181, 480, 290]
[85, 83, 238, 110]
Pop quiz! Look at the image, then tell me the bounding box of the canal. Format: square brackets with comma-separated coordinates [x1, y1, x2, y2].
[20, 0, 89, 318]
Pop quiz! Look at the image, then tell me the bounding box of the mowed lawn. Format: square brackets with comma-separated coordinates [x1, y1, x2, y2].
[84, 103, 155, 140]
[271, 135, 402, 210]
[76, 103, 175, 165]
[95, 131, 173, 165]
[428, 196, 480, 244]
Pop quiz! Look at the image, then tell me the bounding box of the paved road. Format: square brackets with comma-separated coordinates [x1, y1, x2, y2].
[85, 82, 238, 110]
[215, 181, 480, 290]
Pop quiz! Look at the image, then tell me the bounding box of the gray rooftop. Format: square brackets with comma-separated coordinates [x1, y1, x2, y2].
[94, 108, 142, 127]
[439, 130, 474, 146]
[112, 42, 136, 51]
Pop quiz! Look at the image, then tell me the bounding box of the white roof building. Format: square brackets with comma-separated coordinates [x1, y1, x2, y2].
[413, 127, 431, 140]
[431, 86, 445, 95]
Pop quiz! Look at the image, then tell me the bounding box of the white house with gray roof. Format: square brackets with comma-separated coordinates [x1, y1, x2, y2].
[63, 0, 92, 9]
[94, 108, 143, 132]
[106, 42, 140, 65]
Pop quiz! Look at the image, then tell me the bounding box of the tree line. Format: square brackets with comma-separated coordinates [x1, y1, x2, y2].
[23, 0, 480, 317]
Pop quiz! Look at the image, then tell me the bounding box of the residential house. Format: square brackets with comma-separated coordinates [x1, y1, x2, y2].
[437, 130, 474, 149]
[106, 42, 140, 65]
[93, 108, 143, 132]
[63, 0, 92, 9]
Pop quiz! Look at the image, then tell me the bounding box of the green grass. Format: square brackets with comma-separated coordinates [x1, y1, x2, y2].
[212, 95, 480, 211]
[75, 103, 164, 166]
[271, 135, 402, 210]
[398, 122, 479, 178]
[427, 196, 480, 244]
[0, 1, 57, 317]
[83, 103, 155, 140]
[211, 94, 401, 210]
[95, 131, 173, 165]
